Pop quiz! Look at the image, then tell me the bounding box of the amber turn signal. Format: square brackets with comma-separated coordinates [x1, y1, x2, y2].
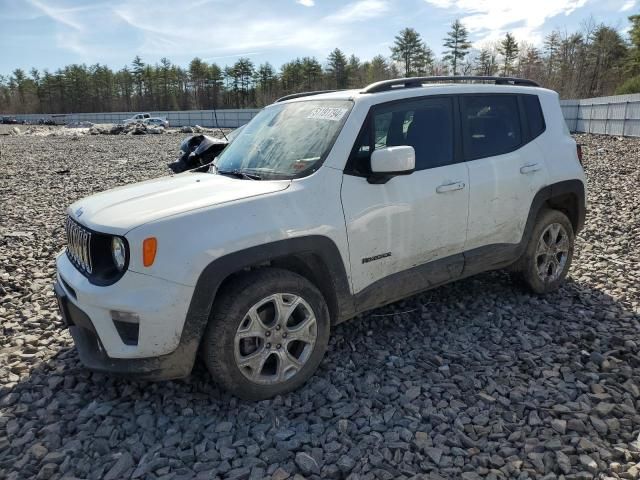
[142, 237, 157, 267]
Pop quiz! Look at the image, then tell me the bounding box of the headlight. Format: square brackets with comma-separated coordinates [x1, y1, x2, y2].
[111, 237, 126, 271]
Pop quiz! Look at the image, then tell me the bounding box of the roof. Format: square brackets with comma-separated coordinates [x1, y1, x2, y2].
[275, 76, 552, 106]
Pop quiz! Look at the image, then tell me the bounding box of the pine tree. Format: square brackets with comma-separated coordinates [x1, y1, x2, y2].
[131, 56, 145, 109]
[442, 20, 472, 75]
[327, 48, 349, 88]
[301, 57, 322, 90]
[624, 15, 640, 77]
[498, 33, 519, 75]
[367, 55, 390, 83]
[391, 28, 432, 77]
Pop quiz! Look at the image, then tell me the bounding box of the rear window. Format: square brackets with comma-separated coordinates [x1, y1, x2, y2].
[461, 95, 522, 160]
[522, 94, 546, 139]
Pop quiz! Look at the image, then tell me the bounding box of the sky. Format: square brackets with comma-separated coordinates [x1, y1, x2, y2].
[0, 0, 637, 76]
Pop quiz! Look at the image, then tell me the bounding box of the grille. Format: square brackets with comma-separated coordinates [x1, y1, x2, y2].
[65, 216, 93, 274]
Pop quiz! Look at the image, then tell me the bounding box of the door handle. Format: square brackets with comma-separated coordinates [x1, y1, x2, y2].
[436, 181, 466, 193]
[520, 163, 541, 174]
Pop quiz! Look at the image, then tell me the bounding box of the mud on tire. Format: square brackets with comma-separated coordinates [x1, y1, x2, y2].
[201, 268, 330, 400]
[517, 209, 575, 294]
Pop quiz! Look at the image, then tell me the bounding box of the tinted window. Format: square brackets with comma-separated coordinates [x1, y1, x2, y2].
[522, 94, 546, 139]
[461, 95, 522, 160]
[351, 97, 454, 173]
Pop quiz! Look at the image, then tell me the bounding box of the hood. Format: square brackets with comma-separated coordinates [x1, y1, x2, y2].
[68, 173, 290, 234]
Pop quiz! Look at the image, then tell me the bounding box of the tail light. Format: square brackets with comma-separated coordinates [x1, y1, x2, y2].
[576, 144, 583, 165]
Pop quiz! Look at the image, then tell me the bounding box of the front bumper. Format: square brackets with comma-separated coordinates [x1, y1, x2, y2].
[54, 252, 197, 379]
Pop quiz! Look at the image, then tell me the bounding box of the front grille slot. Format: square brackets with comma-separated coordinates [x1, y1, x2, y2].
[65, 217, 93, 274]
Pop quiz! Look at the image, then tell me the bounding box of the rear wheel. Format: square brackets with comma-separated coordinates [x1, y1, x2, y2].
[202, 268, 330, 400]
[519, 209, 575, 294]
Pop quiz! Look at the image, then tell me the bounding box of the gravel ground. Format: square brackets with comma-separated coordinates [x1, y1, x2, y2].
[1, 132, 639, 480]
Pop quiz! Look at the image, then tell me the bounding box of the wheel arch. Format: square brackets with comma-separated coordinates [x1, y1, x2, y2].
[526, 179, 586, 239]
[175, 236, 355, 374]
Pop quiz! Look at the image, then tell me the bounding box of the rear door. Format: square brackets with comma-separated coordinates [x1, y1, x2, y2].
[341, 96, 469, 301]
[462, 94, 549, 257]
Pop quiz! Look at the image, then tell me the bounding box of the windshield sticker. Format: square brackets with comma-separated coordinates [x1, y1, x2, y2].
[307, 107, 348, 121]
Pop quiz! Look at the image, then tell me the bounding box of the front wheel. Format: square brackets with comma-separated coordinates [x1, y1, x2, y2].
[202, 268, 330, 400]
[518, 209, 575, 294]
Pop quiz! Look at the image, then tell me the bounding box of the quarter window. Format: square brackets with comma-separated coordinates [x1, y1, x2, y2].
[461, 95, 522, 160]
[522, 94, 546, 139]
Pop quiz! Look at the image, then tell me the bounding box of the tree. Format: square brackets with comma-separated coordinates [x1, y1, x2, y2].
[301, 57, 323, 90]
[228, 58, 254, 108]
[280, 58, 304, 93]
[475, 47, 498, 76]
[514, 42, 542, 81]
[347, 54, 365, 88]
[131, 56, 145, 109]
[498, 33, 519, 75]
[367, 55, 390, 83]
[327, 48, 349, 88]
[254, 62, 276, 104]
[624, 15, 640, 76]
[585, 26, 627, 97]
[2, 19, 640, 115]
[391, 28, 432, 77]
[543, 31, 561, 86]
[442, 19, 472, 75]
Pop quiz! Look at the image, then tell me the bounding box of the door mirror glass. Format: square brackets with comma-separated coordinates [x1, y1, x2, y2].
[370, 145, 415, 179]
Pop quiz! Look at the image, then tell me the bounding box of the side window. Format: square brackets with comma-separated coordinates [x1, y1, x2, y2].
[461, 95, 522, 160]
[349, 97, 454, 174]
[522, 94, 546, 139]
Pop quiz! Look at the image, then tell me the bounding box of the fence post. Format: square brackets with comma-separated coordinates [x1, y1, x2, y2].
[604, 102, 610, 135]
[588, 103, 594, 134]
[623, 101, 629, 137]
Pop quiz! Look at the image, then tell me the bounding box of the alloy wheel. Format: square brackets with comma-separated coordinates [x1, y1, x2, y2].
[535, 223, 570, 283]
[233, 293, 317, 384]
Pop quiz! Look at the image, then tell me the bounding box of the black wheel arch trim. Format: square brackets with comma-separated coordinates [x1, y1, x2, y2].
[175, 236, 355, 375]
[525, 179, 586, 237]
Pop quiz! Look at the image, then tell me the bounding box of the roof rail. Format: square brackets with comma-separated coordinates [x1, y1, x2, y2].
[275, 90, 338, 103]
[361, 76, 540, 93]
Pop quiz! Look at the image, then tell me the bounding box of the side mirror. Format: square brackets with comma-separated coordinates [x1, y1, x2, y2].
[368, 146, 415, 184]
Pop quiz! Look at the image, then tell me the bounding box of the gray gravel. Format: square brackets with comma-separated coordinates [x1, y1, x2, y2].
[1, 132, 639, 480]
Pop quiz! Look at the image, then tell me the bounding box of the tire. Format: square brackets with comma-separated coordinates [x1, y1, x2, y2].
[518, 209, 575, 294]
[202, 268, 330, 400]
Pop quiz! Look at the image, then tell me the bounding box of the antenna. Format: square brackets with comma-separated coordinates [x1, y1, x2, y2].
[205, 79, 228, 142]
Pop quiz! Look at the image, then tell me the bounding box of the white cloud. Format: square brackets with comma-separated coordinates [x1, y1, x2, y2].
[27, 0, 84, 30]
[424, 0, 589, 46]
[620, 0, 636, 11]
[296, 0, 315, 6]
[325, 0, 390, 23]
[113, 1, 345, 58]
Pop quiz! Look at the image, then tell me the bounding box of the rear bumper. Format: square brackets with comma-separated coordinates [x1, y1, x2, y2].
[54, 279, 194, 380]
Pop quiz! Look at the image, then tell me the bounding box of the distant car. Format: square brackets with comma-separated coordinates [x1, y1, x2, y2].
[123, 113, 151, 124]
[2, 116, 20, 124]
[143, 117, 169, 128]
[38, 118, 56, 125]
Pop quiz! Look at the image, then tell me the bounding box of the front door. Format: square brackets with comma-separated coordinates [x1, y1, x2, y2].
[340, 96, 470, 308]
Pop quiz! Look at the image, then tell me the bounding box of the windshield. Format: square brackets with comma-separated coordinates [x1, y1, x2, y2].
[214, 100, 352, 179]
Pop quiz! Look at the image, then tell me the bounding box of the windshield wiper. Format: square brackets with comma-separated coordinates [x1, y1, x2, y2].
[217, 169, 262, 180]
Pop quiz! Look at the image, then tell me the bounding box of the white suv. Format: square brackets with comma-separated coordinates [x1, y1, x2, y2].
[54, 76, 586, 400]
